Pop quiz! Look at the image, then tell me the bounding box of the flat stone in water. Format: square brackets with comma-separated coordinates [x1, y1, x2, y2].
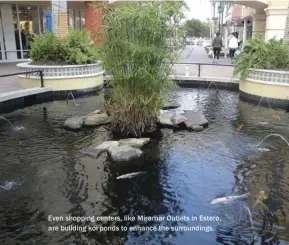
[118, 138, 150, 148]
[84, 113, 112, 126]
[158, 114, 178, 128]
[64, 116, 85, 130]
[171, 115, 187, 125]
[181, 111, 209, 127]
[108, 145, 143, 162]
[95, 141, 119, 151]
[80, 148, 104, 159]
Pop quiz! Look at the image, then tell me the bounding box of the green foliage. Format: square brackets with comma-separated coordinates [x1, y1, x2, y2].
[30, 29, 99, 65]
[97, 1, 185, 136]
[234, 37, 289, 80]
[184, 18, 210, 37]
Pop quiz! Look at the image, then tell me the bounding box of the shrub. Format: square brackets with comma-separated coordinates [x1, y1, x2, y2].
[97, 1, 186, 136]
[30, 29, 99, 65]
[234, 37, 289, 80]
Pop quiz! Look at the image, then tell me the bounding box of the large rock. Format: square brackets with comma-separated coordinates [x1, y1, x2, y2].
[64, 116, 85, 130]
[118, 138, 150, 148]
[158, 114, 178, 128]
[95, 141, 119, 151]
[171, 115, 187, 125]
[84, 113, 112, 126]
[108, 145, 143, 162]
[181, 111, 208, 127]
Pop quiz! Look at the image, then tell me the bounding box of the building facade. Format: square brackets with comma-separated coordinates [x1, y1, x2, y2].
[0, 0, 112, 63]
[211, 0, 289, 42]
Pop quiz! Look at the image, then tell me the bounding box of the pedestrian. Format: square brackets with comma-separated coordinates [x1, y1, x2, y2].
[228, 32, 239, 64]
[212, 32, 222, 64]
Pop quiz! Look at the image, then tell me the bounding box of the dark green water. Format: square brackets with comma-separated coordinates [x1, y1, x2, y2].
[0, 88, 288, 245]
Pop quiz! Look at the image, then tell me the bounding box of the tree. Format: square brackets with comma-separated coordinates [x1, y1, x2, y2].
[96, 1, 186, 137]
[184, 18, 210, 37]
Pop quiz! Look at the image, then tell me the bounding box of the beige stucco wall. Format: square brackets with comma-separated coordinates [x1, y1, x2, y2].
[241, 6, 256, 19]
[19, 75, 104, 91]
[240, 79, 289, 100]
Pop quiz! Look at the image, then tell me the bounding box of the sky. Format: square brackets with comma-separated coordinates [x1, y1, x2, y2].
[184, 0, 211, 22]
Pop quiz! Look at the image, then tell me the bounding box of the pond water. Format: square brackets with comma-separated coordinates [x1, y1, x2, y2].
[0, 88, 289, 245]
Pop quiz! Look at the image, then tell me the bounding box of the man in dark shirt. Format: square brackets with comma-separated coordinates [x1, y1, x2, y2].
[212, 32, 222, 64]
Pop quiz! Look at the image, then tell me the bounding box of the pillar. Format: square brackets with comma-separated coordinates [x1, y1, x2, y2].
[283, 5, 289, 41]
[252, 10, 266, 38]
[84, 1, 106, 44]
[51, 0, 68, 38]
[243, 19, 247, 43]
[264, 6, 288, 40]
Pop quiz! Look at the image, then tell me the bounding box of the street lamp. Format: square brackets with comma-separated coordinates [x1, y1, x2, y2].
[218, 4, 224, 34]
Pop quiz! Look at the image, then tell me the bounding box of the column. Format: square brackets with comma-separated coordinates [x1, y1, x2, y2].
[84, 1, 106, 44]
[252, 10, 266, 38]
[51, 0, 68, 38]
[264, 7, 288, 40]
[0, 4, 17, 60]
[243, 19, 247, 43]
[283, 5, 289, 41]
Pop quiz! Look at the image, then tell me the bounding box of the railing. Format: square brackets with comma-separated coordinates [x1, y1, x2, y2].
[103, 62, 237, 81]
[172, 62, 235, 79]
[0, 70, 44, 87]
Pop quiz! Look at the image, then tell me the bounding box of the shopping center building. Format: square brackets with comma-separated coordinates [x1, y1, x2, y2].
[0, 0, 116, 63]
[211, 0, 289, 42]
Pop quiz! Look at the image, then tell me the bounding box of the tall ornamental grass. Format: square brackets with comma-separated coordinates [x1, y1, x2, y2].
[98, 1, 186, 136]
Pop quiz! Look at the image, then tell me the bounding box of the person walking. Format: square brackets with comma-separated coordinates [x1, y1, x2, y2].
[228, 33, 239, 64]
[212, 32, 222, 64]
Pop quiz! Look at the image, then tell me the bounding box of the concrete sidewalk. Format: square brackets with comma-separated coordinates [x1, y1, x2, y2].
[0, 63, 21, 94]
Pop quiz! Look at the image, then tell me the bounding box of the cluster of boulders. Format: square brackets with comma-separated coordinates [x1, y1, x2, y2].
[65, 104, 209, 162]
[64, 109, 111, 130]
[80, 138, 150, 162]
[158, 104, 208, 132]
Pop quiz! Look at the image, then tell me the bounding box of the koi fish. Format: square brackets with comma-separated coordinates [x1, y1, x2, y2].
[211, 193, 250, 205]
[272, 114, 281, 120]
[236, 124, 244, 131]
[256, 122, 269, 125]
[257, 148, 270, 152]
[116, 172, 145, 180]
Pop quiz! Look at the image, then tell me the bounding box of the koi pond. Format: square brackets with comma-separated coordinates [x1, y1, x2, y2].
[0, 88, 289, 245]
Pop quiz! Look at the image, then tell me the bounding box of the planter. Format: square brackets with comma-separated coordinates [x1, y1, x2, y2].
[239, 68, 289, 109]
[16, 62, 104, 97]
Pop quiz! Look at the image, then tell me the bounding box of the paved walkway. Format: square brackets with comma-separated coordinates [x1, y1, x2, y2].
[0, 63, 21, 94]
[173, 45, 235, 78]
